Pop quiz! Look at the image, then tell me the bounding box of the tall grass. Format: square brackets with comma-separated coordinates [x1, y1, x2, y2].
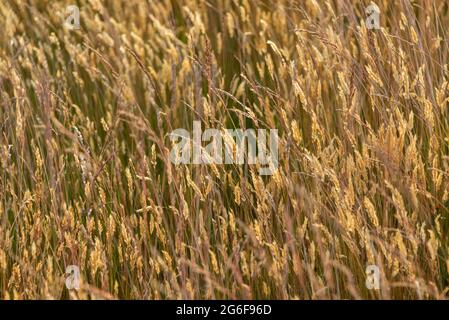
[0, 0, 449, 299]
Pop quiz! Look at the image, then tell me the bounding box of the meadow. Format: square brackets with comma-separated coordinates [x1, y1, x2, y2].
[0, 0, 449, 299]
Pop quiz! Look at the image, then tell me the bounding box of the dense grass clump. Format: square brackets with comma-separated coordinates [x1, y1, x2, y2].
[0, 0, 449, 299]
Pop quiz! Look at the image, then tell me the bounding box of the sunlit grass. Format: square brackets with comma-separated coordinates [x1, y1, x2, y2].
[0, 0, 448, 299]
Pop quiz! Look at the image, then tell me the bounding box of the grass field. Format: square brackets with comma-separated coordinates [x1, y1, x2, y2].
[1, 0, 449, 299]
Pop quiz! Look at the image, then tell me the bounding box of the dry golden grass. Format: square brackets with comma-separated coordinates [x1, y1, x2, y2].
[1, 0, 449, 299]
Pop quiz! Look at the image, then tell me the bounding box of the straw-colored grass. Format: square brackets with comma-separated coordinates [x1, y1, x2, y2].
[1, 0, 449, 299]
